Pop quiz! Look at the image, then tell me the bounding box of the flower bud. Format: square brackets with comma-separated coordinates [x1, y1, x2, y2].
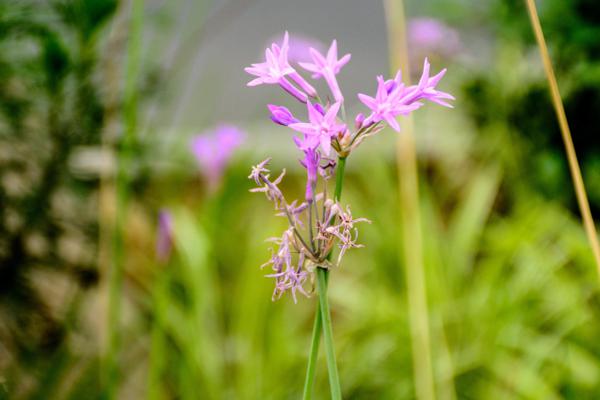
[268, 104, 298, 126]
[313, 103, 326, 116]
[354, 113, 365, 130]
[384, 79, 398, 94]
[339, 129, 352, 148]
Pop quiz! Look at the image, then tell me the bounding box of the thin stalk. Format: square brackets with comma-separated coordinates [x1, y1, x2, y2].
[524, 0, 600, 278]
[383, 1, 436, 399]
[308, 203, 315, 252]
[334, 157, 347, 200]
[302, 156, 346, 399]
[317, 268, 341, 400]
[148, 269, 168, 400]
[302, 279, 323, 400]
[104, 0, 143, 398]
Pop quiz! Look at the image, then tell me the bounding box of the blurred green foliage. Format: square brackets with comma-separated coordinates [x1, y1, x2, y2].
[2, 0, 600, 399]
[0, 0, 116, 396]
[464, 0, 600, 213]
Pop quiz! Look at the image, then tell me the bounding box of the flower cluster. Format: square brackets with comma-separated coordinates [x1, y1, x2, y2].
[246, 32, 453, 301]
[249, 158, 369, 302]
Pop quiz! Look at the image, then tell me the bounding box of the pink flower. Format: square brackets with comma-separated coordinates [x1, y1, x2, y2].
[358, 75, 422, 131]
[245, 32, 316, 102]
[358, 58, 454, 131]
[191, 124, 245, 189]
[289, 101, 345, 156]
[299, 40, 351, 102]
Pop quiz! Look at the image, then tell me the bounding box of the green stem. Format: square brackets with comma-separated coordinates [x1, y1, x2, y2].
[302, 278, 323, 400]
[105, 1, 144, 398]
[148, 270, 168, 400]
[334, 157, 347, 201]
[302, 157, 346, 399]
[317, 268, 341, 400]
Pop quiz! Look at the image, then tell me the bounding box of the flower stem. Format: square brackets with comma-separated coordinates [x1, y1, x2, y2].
[317, 267, 341, 400]
[383, 0, 436, 399]
[302, 272, 325, 400]
[524, 0, 600, 279]
[104, 1, 143, 398]
[334, 157, 347, 201]
[302, 156, 346, 399]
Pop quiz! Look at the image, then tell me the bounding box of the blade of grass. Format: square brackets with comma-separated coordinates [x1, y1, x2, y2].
[172, 208, 221, 399]
[524, 0, 600, 279]
[104, 0, 144, 398]
[383, 1, 436, 399]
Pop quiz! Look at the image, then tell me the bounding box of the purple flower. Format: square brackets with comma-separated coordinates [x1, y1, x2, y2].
[313, 102, 326, 116]
[408, 18, 461, 65]
[245, 32, 316, 102]
[300, 148, 320, 201]
[299, 40, 351, 102]
[358, 75, 422, 131]
[268, 104, 298, 126]
[354, 113, 365, 129]
[156, 209, 174, 262]
[191, 124, 245, 189]
[289, 101, 345, 156]
[246, 35, 454, 303]
[269, 32, 325, 64]
[405, 58, 455, 107]
[358, 58, 454, 131]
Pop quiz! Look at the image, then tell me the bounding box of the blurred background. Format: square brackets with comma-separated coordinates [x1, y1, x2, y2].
[2, 0, 600, 398]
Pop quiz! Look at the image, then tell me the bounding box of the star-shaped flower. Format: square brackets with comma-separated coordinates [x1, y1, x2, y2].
[245, 32, 317, 102]
[358, 76, 422, 131]
[400, 58, 455, 107]
[245, 37, 294, 86]
[358, 58, 454, 131]
[289, 101, 345, 155]
[299, 40, 351, 102]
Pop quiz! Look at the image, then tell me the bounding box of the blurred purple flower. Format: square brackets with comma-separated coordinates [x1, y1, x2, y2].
[299, 40, 351, 102]
[408, 18, 461, 64]
[191, 124, 245, 189]
[270, 32, 325, 64]
[156, 209, 173, 262]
